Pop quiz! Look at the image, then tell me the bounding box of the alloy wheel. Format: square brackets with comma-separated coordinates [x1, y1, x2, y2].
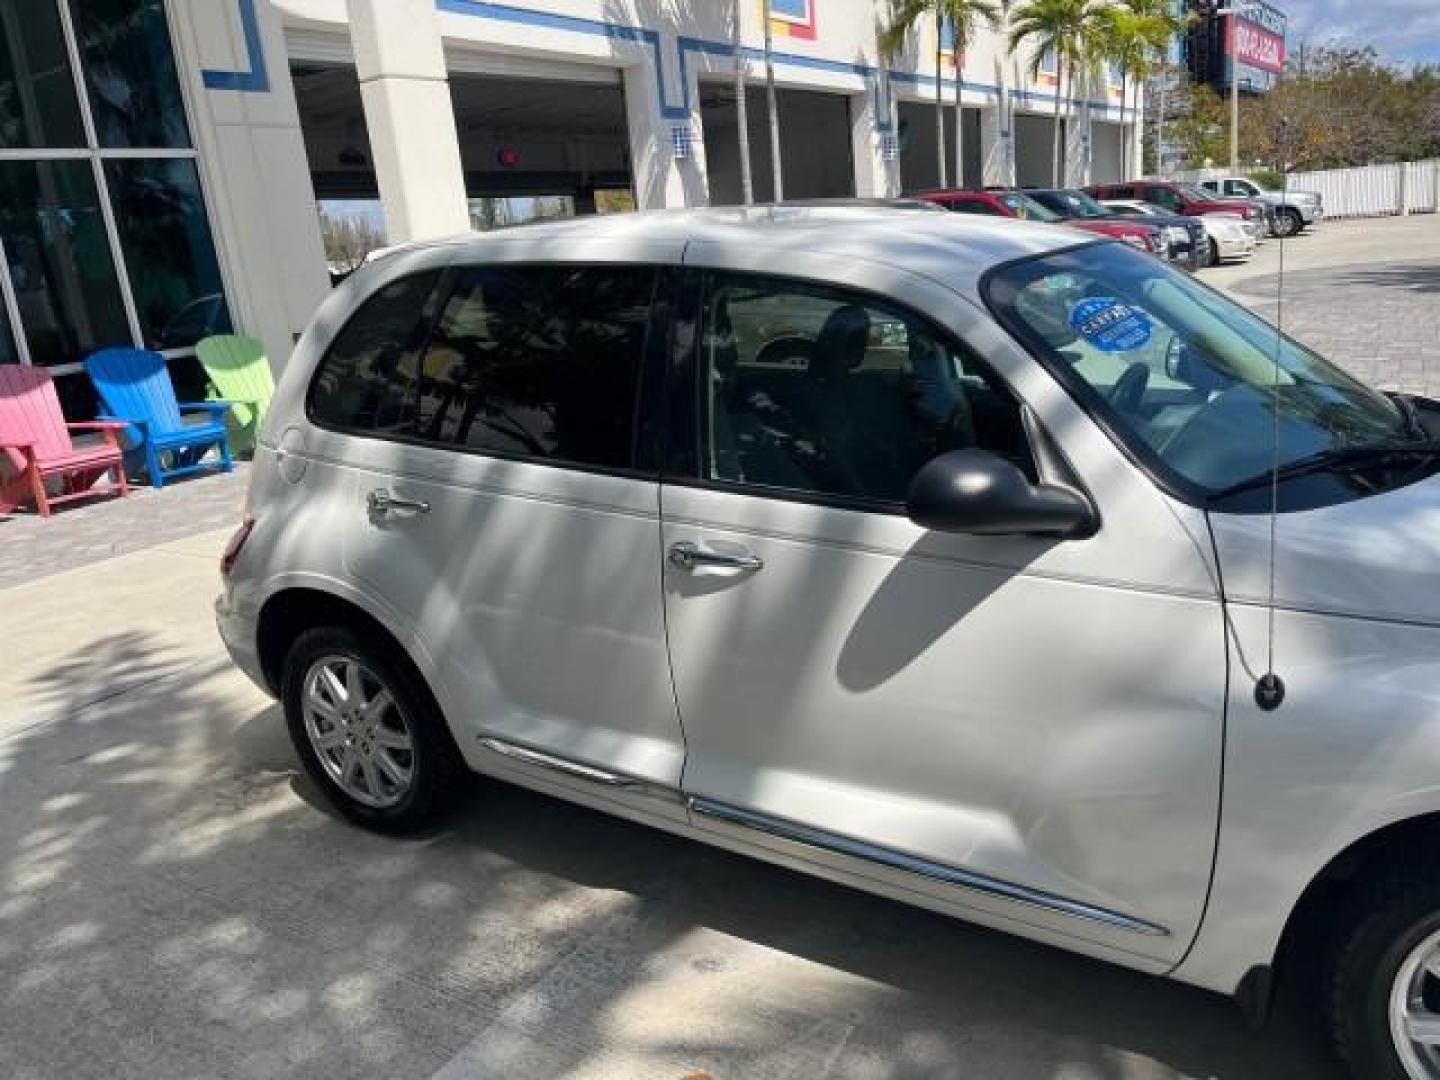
[301, 655, 416, 808]
[1390, 927, 1440, 1078]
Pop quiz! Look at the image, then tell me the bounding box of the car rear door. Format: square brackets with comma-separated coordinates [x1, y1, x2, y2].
[659, 246, 1227, 965]
[319, 243, 689, 820]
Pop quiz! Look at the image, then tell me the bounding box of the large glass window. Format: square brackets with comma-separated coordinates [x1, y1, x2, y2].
[0, 0, 230, 413]
[0, 159, 129, 366]
[702, 273, 1032, 505]
[0, 0, 85, 148]
[105, 158, 230, 348]
[0, 299, 18, 364]
[413, 265, 655, 470]
[67, 0, 188, 148]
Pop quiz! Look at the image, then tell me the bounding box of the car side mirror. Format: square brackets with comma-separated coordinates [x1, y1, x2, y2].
[906, 449, 1096, 538]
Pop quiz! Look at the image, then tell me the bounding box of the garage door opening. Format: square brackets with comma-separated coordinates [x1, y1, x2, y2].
[896, 100, 982, 191]
[701, 84, 854, 204]
[1015, 112, 1066, 187]
[292, 61, 636, 271]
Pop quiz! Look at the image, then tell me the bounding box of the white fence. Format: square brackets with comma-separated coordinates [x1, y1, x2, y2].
[1170, 160, 1440, 219]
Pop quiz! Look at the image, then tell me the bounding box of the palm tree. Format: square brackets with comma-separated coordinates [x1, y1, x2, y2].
[734, 0, 754, 204]
[1125, 0, 1190, 178]
[945, 0, 1003, 187]
[762, 0, 783, 201]
[1007, 0, 1093, 186]
[879, 0, 953, 188]
[1094, 0, 1186, 179]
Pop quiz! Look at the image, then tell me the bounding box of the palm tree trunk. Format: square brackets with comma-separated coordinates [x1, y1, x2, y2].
[734, 0, 753, 204]
[763, 0, 783, 201]
[935, 13, 947, 188]
[954, 33, 965, 188]
[1155, 58, 1167, 177]
[1118, 70, 1128, 180]
[1051, 59, 1064, 186]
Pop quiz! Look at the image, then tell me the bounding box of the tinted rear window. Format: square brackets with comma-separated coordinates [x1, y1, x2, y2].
[413, 265, 656, 470]
[308, 270, 441, 434]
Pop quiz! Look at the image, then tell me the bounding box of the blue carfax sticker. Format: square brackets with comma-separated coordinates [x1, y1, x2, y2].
[1069, 297, 1153, 353]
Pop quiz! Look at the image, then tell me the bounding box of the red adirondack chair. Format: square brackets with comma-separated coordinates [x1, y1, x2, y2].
[0, 365, 129, 517]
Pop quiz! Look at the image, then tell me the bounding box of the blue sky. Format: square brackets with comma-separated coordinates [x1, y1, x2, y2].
[1286, 0, 1440, 66]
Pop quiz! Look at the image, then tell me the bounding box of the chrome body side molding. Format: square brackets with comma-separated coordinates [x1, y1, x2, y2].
[687, 796, 1170, 938]
[477, 737, 682, 804]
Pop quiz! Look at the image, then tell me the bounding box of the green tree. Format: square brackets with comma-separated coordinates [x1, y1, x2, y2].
[1008, 0, 1095, 185]
[881, 0, 1003, 188]
[1095, 0, 1187, 179]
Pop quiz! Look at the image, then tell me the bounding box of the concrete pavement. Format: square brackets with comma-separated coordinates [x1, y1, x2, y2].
[1205, 214, 1440, 396]
[1, 553, 1339, 1078]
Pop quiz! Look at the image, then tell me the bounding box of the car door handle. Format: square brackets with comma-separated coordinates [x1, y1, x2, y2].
[367, 489, 430, 516]
[668, 541, 763, 573]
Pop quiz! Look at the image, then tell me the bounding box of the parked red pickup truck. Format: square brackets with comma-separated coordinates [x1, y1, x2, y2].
[915, 188, 1168, 257]
[1084, 180, 1270, 239]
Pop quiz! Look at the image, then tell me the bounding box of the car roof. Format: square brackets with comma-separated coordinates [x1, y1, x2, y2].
[382, 206, 1096, 297]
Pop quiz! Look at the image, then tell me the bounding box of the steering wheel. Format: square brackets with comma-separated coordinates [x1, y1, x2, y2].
[1108, 361, 1151, 414]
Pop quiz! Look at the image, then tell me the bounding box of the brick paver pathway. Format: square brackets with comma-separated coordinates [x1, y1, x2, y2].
[1226, 260, 1440, 397]
[0, 465, 248, 589]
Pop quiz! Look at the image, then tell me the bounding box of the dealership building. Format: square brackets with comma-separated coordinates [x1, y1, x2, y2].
[0, 0, 1142, 403]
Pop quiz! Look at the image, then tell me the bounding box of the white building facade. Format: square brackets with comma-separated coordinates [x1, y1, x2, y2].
[0, 0, 1142, 401]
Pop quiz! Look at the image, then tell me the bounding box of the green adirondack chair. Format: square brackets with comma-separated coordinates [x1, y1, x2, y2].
[196, 335, 274, 456]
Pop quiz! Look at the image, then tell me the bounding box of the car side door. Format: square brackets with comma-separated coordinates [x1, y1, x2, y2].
[315, 246, 689, 819]
[660, 249, 1227, 965]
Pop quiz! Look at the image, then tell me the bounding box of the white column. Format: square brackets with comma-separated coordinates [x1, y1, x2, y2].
[348, 0, 469, 242]
[623, 47, 709, 210]
[980, 103, 1013, 187]
[850, 87, 894, 198]
[1130, 117, 1145, 180]
[166, 0, 330, 371]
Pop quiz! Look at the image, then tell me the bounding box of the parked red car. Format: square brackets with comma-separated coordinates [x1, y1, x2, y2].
[1084, 179, 1270, 238]
[916, 188, 1168, 256]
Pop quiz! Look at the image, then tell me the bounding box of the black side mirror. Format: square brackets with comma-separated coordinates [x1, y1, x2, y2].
[906, 449, 1096, 537]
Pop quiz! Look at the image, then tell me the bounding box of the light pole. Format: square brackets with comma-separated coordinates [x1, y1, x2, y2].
[1217, 2, 1242, 172]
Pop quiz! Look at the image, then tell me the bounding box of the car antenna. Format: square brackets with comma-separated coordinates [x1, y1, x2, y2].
[1254, 118, 1291, 713]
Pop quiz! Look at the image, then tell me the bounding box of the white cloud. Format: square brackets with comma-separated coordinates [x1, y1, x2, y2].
[1284, 0, 1440, 64]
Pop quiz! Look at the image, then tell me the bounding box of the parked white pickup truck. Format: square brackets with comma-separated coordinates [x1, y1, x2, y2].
[1200, 176, 1323, 237]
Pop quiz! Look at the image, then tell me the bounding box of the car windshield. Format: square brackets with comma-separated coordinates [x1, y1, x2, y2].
[1000, 193, 1061, 222]
[1036, 190, 1110, 219]
[985, 242, 1410, 498]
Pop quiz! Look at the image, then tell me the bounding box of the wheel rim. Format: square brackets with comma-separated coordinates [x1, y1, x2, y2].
[301, 655, 416, 809]
[1276, 212, 1298, 236]
[1390, 928, 1440, 1078]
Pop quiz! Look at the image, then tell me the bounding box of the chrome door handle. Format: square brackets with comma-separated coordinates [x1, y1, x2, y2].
[668, 541, 763, 573]
[367, 489, 430, 516]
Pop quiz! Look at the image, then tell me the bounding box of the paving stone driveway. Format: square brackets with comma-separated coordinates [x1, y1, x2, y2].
[1228, 260, 1440, 397]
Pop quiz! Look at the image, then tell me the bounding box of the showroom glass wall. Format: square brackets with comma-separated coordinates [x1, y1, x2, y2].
[0, 0, 231, 414]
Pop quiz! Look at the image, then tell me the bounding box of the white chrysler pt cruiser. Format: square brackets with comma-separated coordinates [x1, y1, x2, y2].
[217, 208, 1440, 1080]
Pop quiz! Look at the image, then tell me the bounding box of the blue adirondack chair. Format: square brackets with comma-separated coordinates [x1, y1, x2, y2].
[84, 348, 234, 488]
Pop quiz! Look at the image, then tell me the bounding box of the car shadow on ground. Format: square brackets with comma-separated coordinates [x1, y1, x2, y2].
[0, 627, 1346, 1079]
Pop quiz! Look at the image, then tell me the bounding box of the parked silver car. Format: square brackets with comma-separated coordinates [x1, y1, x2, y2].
[218, 208, 1440, 1080]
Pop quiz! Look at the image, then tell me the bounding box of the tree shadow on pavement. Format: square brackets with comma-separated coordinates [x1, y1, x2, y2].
[0, 628, 1342, 1079]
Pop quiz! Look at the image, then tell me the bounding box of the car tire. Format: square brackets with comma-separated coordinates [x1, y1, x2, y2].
[1330, 873, 1440, 1080]
[1205, 238, 1220, 267]
[1273, 208, 1302, 238]
[281, 624, 465, 834]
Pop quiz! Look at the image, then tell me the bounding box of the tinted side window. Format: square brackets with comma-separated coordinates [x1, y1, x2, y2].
[1146, 186, 1183, 211]
[702, 273, 1034, 506]
[309, 270, 441, 434]
[950, 200, 1001, 216]
[414, 265, 655, 470]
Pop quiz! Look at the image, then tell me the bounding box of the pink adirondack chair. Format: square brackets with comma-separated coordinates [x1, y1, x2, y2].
[0, 365, 129, 517]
